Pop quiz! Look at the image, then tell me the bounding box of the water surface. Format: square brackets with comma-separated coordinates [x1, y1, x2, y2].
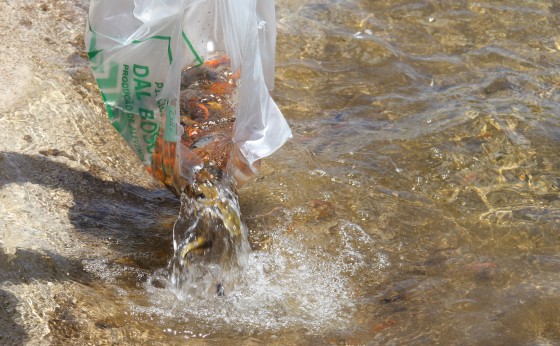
[0, 0, 559, 344]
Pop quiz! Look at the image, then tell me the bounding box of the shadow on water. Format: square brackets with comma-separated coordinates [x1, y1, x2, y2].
[0, 248, 97, 345]
[0, 151, 180, 342]
[0, 288, 25, 345]
[0, 151, 178, 261]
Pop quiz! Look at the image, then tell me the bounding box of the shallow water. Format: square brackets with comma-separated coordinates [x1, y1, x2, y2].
[0, 0, 559, 344]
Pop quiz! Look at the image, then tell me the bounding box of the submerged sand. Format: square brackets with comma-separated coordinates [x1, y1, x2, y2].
[0, 2, 166, 343]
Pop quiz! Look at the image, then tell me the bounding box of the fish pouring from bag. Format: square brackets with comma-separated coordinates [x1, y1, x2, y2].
[170, 170, 249, 296]
[85, 2, 292, 298]
[149, 56, 252, 294]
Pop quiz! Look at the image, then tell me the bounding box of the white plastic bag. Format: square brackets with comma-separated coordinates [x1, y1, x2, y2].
[85, 0, 291, 188]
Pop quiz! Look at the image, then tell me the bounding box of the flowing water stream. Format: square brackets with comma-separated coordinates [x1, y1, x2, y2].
[1, 0, 559, 344]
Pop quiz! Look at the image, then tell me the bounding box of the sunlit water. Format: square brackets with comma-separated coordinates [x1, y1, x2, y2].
[153, 177, 251, 299]
[1, 0, 559, 344]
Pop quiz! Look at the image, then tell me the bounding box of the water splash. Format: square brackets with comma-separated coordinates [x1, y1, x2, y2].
[141, 218, 379, 334]
[151, 173, 251, 298]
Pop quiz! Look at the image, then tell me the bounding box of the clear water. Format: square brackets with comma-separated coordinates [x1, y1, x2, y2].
[1, 0, 559, 344]
[156, 176, 251, 300]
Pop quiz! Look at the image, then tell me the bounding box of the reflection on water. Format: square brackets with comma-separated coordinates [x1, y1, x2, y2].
[0, 0, 559, 344]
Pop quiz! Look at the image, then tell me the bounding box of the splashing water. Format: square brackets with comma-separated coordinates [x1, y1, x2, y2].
[146, 51, 255, 298]
[142, 212, 379, 334]
[141, 165, 379, 334]
[150, 172, 251, 298]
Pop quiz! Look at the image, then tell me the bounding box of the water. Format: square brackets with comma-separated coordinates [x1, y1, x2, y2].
[1, 0, 559, 344]
[157, 176, 251, 299]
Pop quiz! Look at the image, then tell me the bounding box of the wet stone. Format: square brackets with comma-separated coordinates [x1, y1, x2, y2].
[483, 78, 516, 96]
[94, 319, 118, 330]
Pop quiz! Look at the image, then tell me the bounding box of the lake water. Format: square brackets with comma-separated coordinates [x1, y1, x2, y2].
[0, 0, 559, 344]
